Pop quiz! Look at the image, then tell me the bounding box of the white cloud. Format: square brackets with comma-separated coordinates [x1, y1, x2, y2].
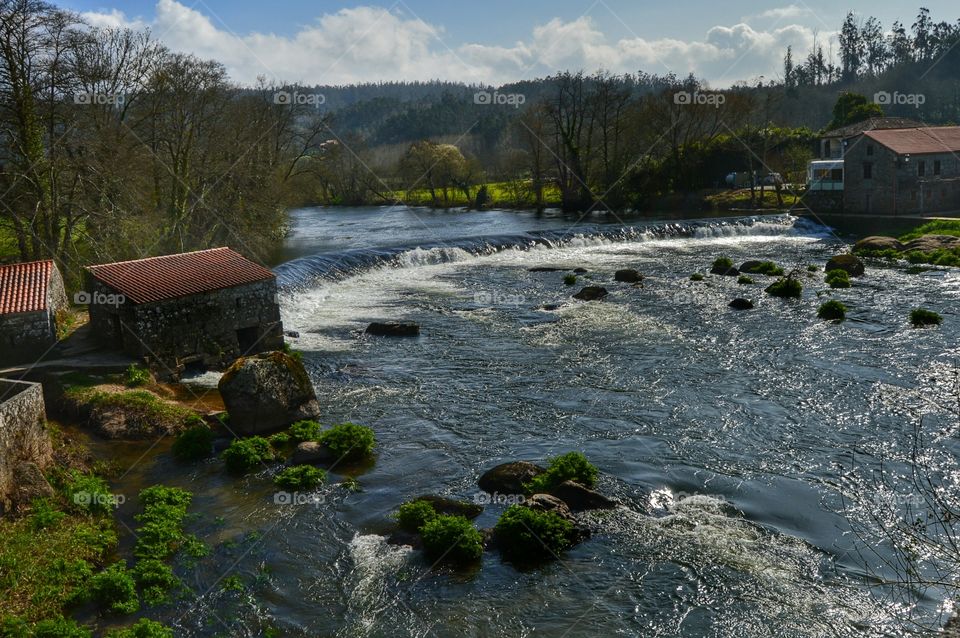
[751, 5, 814, 21]
[79, 1, 824, 87]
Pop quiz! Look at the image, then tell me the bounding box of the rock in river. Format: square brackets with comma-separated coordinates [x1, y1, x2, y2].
[728, 298, 754, 310]
[365, 321, 420, 337]
[219, 351, 321, 435]
[479, 461, 545, 495]
[614, 269, 643, 283]
[572, 286, 609, 301]
[549, 480, 618, 511]
[825, 254, 865, 277]
[854, 236, 904, 253]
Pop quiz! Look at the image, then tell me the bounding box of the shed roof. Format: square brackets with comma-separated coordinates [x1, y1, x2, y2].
[864, 126, 960, 155]
[87, 248, 275, 304]
[822, 117, 923, 139]
[0, 260, 56, 315]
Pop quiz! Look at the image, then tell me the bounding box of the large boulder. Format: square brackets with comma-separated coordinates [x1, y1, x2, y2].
[728, 298, 754, 310]
[523, 493, 591, 543]
[614, 269, 643, 283]
[548, 480, 618, 512]
[903, 234, 960, 253]
[572, 286, 609, 301]
[479, 461, 544, 495]
[825, 254, 865, 277]
[365, 321, 420, 337]
[710, 264, 739, 276]
[219, 351, 320, 435]
[854, 236, 904, 253]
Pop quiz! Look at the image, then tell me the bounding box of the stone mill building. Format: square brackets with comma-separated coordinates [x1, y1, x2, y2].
[0, 260, 69, 365]
[85, 247, 284, 376]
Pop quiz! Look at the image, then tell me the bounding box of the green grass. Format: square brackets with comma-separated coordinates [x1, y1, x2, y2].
[737, 275, 754, 285]
[818, 300, 847, 321]
[563, 274, 577, 286]
[910, 308, 943, 327]
[64, 387, 196, 434]
[742, 261, 785, 276]
[526, 451, 598, 493]
[317, 423, 376, 463]
[825, 269, 851, 289]
[494, 505, 575, 562]
[899, 220, 960, 241]
[390, 181, 562, 208]
[395, 500, 439, 532]
[420, 515, 484, 564]
[274, 465, 326, 491]
[765, 277, 803, 298]
[171, 424, 215, 462]
[221, 437, 277, 474]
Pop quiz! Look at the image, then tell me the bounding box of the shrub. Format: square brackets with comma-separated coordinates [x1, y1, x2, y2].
[690, 273, 704, 281]
[494, 505, 575, 562]
[742, 261, 784, 276]
[712, 257, 733, 270]
[817, 300, 847, 321]
[171, 425, 214, 462]
[124, 365, 151, 388]
[824, 269, 851, 289]
[395, 500, 438, 532]
[133, 559, 179, 606]
[318, 423, 376, 462]
[289, 420, 322, 442]
[737, 275, 754, 285]
[221, 575, 244, 592]
[420, 515, 483, 564]
[104, 619, 174, 638]
[29, 498, 66, 531]
[33, 618, 92, 638]
[807, 265, 819, 272]
[64, 471, 115, 516]
[910, 308, 943, 327]
[526, 451, 598, 493]
[88, 561, 139, 615]
[563, 274, 577, 286]
[274, 465, 326, 490]
[222, 437, 276, 474]
[765, 277, 802, 298]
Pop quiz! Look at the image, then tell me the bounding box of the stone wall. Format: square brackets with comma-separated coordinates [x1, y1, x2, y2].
[0, 379, 52, 511]
[88, 277, 284, 377]
[845, 135, 960, 215]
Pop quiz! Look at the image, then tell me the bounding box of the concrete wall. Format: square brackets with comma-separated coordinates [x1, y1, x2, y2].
[844, 134, 960, 215]
[0, 267, 69, 366]
[87, 277, 284, 376]
[0, 379, 52, 511]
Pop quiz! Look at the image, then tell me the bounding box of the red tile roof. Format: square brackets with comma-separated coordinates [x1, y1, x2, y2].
[0, 260, 55, 315]
[87, 248, 275, 304]
[864, 126, 960, 155]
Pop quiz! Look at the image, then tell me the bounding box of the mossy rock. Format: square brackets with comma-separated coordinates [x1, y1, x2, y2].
[218, 352, 320, 435]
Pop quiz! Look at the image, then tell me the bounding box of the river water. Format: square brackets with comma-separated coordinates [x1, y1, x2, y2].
[114, 206, 960, 637]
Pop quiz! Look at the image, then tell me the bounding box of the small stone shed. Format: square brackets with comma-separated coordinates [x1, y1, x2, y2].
[85, 248, 284, 376]
[0, 260, 69, 365]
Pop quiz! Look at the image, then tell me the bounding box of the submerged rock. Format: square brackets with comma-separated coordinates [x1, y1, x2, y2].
[572, 286, 609, 301]
[614, 269, 643, 283]
[479, 461, 545, 495]
[573, 268, 588, 274]
[728, 298, 754, 310]
[825, 254, 865, 277]
[710, 264, 740, 276]
[365, 321, 420, 337]
[409, 494, 483, 519]
[290, 441, 334, 465]
[528, 266, 566, 272]
[549, 480, 618, 511]
[523, 493, 591, 542]
[219, 351, 320, 435]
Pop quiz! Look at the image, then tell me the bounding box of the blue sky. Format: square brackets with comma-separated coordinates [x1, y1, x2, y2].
[57, 1, 959, 86]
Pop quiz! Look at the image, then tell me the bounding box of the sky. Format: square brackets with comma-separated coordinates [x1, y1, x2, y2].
[57, 0, 958, 88]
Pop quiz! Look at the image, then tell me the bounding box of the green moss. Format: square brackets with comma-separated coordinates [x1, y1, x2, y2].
[268, 432, 291, 447]
[420, 515, 483, 564]
[288, 420, 322, 442]
[171, 425, 214, 462]
[274, 465, 326, 490]
[824, 269, 851, 288]
[494, 505, 575, 562]
[133, 486, 193, 561]
[742, 261, 784, 276]
[690, 273, 704, 281]
[318, 423, 376, 463]
[712, 257, 733, 270]
[395, 500, 439, 532]
[910, 308, 943, 327]
[220, 575, 245, 592]
[87, 561, 139, 615]
[899, 220, 960, 241]
[526, 451, 598, 493]
[64, 388, 196, 434]
[765, 277, 802, 298]
[222, 437, 276, 474]
[817, 300, 847, 321]
[132, 559, 178, 606]
[737, 275, 754, 285]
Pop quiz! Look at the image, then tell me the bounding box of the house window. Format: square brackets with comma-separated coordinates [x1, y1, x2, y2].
[934, 160, 941, 176]
[863, 163, 873, 179]
[824, 140, 831, 157]
[918, 161, 926, 177]
[867, 145, 874, 156]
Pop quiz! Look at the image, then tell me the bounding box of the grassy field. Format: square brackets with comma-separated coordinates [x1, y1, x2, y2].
[388, 181, 562, 208]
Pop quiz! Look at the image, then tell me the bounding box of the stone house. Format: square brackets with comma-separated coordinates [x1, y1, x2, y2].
[816, 117, 922, 160]
[85, 248, 284, 376]
[843, 126, 960, 215]
[0, 260, 69, 366]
